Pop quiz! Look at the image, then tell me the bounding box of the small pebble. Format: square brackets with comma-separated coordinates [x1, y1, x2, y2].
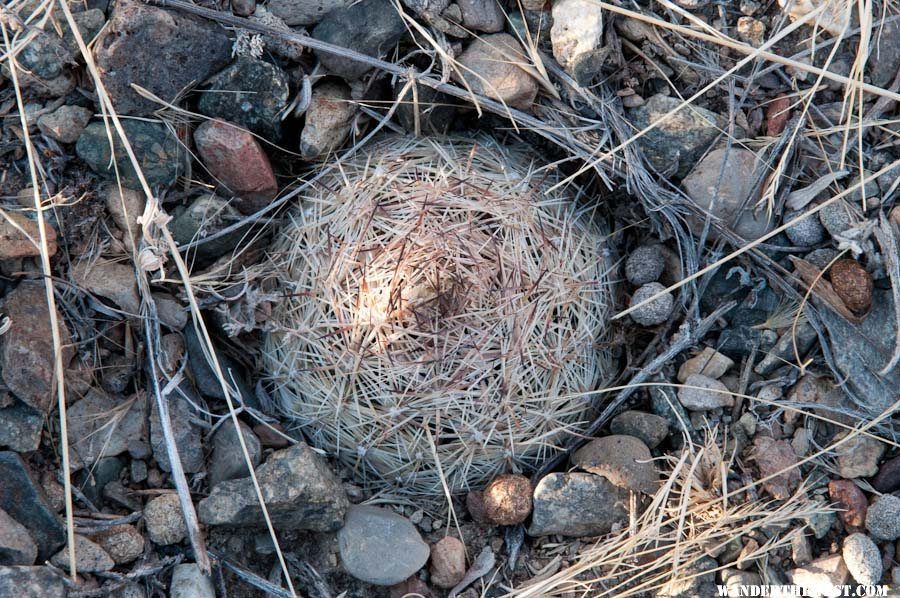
[144, 493, 187, 545]
[804, 248, 839, 270]
[677, 373, 734, 411]
[842, 533, 882, 585]
[866, 494, 900, 541]
[170, 563, 215, 598]
[829, 480, 868, 529]
[629, 282, 674, 327]
[609, 411, 669, 449]
[482, 474, 532, 525]
[783, 209, 825, 246]
[429, 536, 466, 588]
[466, 490, 490, 524]
[819, 199, 858, 238]
[830, 259, 873, 312]
[625, 244, 665, 285]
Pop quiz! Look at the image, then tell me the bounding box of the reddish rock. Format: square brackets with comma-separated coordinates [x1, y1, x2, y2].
[389, 575, 432, 598]
[830, 259, 873, 313]
[465, 490, 490, 525]
[829, 479, 868, 529]
[482, 474, 532, 526]
[194, 119, 278, 214]
[429, 536, 466, 588]
[872, 455, 900, 493]
[752, 436, 801, 500]
[252, 422, 291, 448]
[0, 211, 57, 259]
[766, 94, 791, 137]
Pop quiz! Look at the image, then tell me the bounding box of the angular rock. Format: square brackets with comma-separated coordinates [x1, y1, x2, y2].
[482, 473, 532, 525]
[338, 505, 429, 586]
[609, 410, 669, 449]
[150, 383, 206, 473]
[828, 479, 867, 530]
[528, 472, 628, 537]
[144, 493, 187, 545]
[37, 105, 92, 144]
[71, 258, 141, 315]
[170, 194, 247, 266]
[867, 19, 900, 89]
[0, 397, 43, 453]
[50, 534, 114, 573]
[550, 0, 603, 76]
[94, 0, 233, 115]
[572, 435, 659, 494]
[2, 30, 75, 98]
[751, 436, 800, 499]
[170, 563, 215, 598]
[76, 120, 184, 189]
[208, 419, 261, 488]
[452, 33, 539, 111]
[197, 59, 289, 141]
[871, 454, 900, 493]
[457, 0, 504, 32]
[754, 321, 817, 376]
[429, 536, 466, 588]
[68, 390, 147, 468]
[90, 524, 144, 564]
[183, 324, 256, 408]
[866, 494, 900, 541]
[0, 508, 37, 565]
[0, 283, 73, 414]
[789, 554, 849, 596]
[300, 81, 356, 160]
[833, 432, 884, 479]
[677, 373, 733, 411]
[267, 0, 352, 25]
[0, 452, 65, 561]
[194, 119, 278, 214]
[677, 347, 734, 382]
[198, 442, 348, 531]
[152, 293, 187, 331]
[842, 533, 881, 585]
[0, 210, 56, 260]
[0, 566, 65, 598]
[104, 183, 145, 252]
[312, 0, 407, 80]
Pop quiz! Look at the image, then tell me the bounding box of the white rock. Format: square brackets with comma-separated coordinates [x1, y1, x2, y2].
[842, 533, 882, 585]
[677, 347, 734, 382]
[170, 563, 215, 598]
[777, 0, 850, 36]
[789, 554, 849, 597]
[551, 0, 603, 75]
[677, 373, 734, 411]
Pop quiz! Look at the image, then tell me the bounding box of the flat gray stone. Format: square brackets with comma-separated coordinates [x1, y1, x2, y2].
[76, 120, 184, 189]
[0, 566, 65, 598]
[208, 420, 261, 488]
[0, 398, 43, 453]
[572, 435, 659, 494]
[337, 506, 429, 585]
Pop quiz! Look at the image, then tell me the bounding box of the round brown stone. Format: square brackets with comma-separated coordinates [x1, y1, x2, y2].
[482, 474, 532, 526]
[830, 259, 873, 312]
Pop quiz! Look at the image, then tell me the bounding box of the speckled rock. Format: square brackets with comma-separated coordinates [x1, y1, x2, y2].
[429, 536, 466, 588]
[818, 199, 860, 238]
[170, 563, 215, 598]
[90, 524, 144, 564]
[550, 0, 603, 77]
[0, 567, 65, 598]
[37, 105, 92, 144]
[830, 259, 873, 313]
[625, 244, 665, 285]
[300, 81, 356, 160]
[144, 493, 187, 545]
[50, 535, 114, 573]
[573, 435, 659, 494]
[452, 33, 539, 111]
[338, 506, 429, 585]
[784, 209, 826, 246]
[629, 282, 674, 326]
[267, 0, 352, 24]
[528, 472, 628, 537]
[0, 508, 37, 565]
[609, 411, 669, 449]
[677, 373, 733, 410]
[834, 432, 884, 478]
[866, 494, 900, 541]
[482, 474, 532, 525]
[76, 120, 184, 189]
[842, 533, 882, 585]
[457, 0, 504, 32]
[789, 555, 849, 597]
[208, 419, 261, 488]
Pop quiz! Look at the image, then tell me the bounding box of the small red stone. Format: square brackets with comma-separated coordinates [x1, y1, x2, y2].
[828, 479, 867, 530]
[766, 94, 791, 137]
[194, 118, 278, 214]
[830, 259, 873, 313]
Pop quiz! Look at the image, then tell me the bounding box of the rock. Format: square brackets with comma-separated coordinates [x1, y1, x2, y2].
[550, 0, 603, 77]
[736, 16, 764, 45]
[683, 148, 771, 241]
[662, 556, 718, 596]
[754, 321, 817, 376]
[828, 479, 867, 529]
[389, 576, 433, 598]
[1, 30, 75, 98]
[197, 59, 289, 141]
[482, 474, 532, 525]
[871, 455, 900, 493]
[629, 282, 674, 326]
[71, 258, 141, 315]
[198, 442, 348, 531]
[866, 494, 900, 541]
[90, 524, 144, 564]
[170, 563, 215, 598]
[452, 33, 539, 111]
[429, 536, 466, 588]
[465, 490, 490, 524]
[152, 293, 187, 330]
[50, 534, 114, 573]
[338, 505, 429, 586]
[0, 508, 37, 565]
[68, 390, 147, 468]
[95, 0, 233, 115]
[0, 566, 66, 597]
[834, 432, 884, 478]
[395, 83, 457, 134]
[766, 94, 791, 137]
[805, 248, 839, 270]
[751, 436, 800, 499]
[300, 81, 357, 160]
[805, 501, 836, 539]
[149, 383, 206, 473]
[609, 411, 669, 449]
[208, 419, 261, 488]
[232, 0, 256, 16]
[170, 194, 247, 265]
[76, 120, 184, 189]
[0, 210, 56, 260]
[818, 199, 860, 238]
[829, 259, 872, 313]
[37, 105, 92, 144]
[791, 531, 813, 566]
[0, 283, 73, 414]
[624, 244, 665, 285]
[572, 435, 659, 494]
[183, 324, 256, 408]
[252, 422, 290, 448]
[194, 119, 278, 214]
[268, 0, 352, 25]
[867, 19, 900, 89]
[789, 554, 849, 597]
[721, 569, 762, 596]
[528, 472, 628, 537]
[104, 183, 145, 252]
[677, 347, 734, 382]
[312, 0, 407, 80]
[842, 533, 882, 585]
[0, 396, 43, 453]
[784, 209, 825, 246]
[457, 0, 504, 32]
[144, 493, 187, 545]
[677, 373, 733, 411]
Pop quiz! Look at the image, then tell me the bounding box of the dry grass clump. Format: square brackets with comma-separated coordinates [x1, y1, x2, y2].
[261, 134, 616, 496]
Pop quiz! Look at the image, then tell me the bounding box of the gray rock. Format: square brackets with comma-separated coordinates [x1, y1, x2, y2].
[144, 493, 187, 545]
[804, 248, 839, 270]
[650, 385, 697, 447]
[609, 411, 669, 449]
[338, 505, 429, 585]
[0, 452, 65, 561]
[625, 244, 665, 285]
[170, 563, 215, 598]
[208, 420, 261, 488]
[312, 0, 407, 80]
[717, 324, 777, 359]
[395, 82, 457, 134]
[183, 324, 257, 408]
[61, 9, 106, 53]
[0, 566, 65, 598]
[197, 58, 289, 141]
[150, 382, 207, 473]
[629, 282, 674, 326]
[866, 494, 900, 541]
[867, 19, 900, 89]
[528, 472, 628, 537]
[678, 373, 734, 411]
[68, 389, 147, 468]
[550, 0, 604, 76]
[804, 501, 836, 539]
[267, 0, 352, 25]
[198, 443, 348, 531]
[682, 147, 772, 241]
[1, 30, 75, 97]
[834, 432, 884, 479]
[37, 105, 93, 144]
[0, 398, 43, 453]
[90, 524, 144, 564]
[95, 0, 233, 115]
[784, 209, 825, 246]
[70, 257, 141, 315]
[451, 33, 539, 111]
[300, 81, 356, 159]
[789, 554, 849, 596]
[677, 346, 734, 382]
[818, 199, 860, 238]
[572, 435, 659, 494]
[662, 556, 717, 597]
[75, 456, 124, 507]
[170, 195, 247, 266]
[106, 581, 146, 598]
[76, 120, 184, 189]
[0, 508, 37, 565]
[842, 533, 882, 585]
[628, 94, 725, 177]
[50, 534, 114, 573]
[721, 569, 762, 596]
[457, 0, 504, 32]
[754, 321, 817, 375]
